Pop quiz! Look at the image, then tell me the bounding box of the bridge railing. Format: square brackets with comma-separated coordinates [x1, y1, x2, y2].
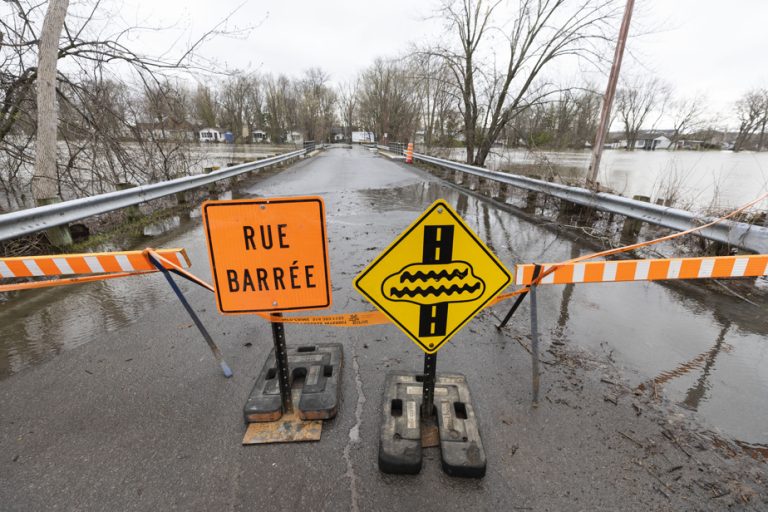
[387, 142, 405, 156]
[406, 151, 768, 254]
[0, 149, 308, 242]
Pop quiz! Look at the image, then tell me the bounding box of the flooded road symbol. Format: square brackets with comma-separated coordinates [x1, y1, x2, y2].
[355, 200, 511, 354]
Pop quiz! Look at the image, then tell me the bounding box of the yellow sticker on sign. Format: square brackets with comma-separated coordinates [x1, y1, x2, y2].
[354, 199, 512, 354]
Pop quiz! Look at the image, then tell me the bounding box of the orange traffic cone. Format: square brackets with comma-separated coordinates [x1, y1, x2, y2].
[405, 142, 414, 164]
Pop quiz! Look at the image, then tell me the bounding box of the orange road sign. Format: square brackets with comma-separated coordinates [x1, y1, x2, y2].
[515, 254, 768, 286]
[202, 196, 331, 314]
[354, 199, 512, 354]
[0, 248, 189, 278]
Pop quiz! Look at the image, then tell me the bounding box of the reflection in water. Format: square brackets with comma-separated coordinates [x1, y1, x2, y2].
[638, 318, 731, 412]
[681, 320, 730, 411]
[0, 275, 164, 378]
[0, 214, 201, 380]
[555, 245, 581, 339]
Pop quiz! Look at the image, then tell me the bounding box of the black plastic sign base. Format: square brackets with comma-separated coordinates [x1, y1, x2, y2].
[379, 371, 486, 478]
[244, 343, 342, 422]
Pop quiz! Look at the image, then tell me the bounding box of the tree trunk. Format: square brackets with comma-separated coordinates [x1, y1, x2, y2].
[757, 118, 766, 152]
[35, 0, 72, 246]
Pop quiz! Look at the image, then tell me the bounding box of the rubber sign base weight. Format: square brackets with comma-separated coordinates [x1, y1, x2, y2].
[243, 344, 342, 433]
[378, 371, 486, 477]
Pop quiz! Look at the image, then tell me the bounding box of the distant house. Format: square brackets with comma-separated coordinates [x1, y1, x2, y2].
[351, 131, 374, 143]
[675, 139, 706, 150]
[135, 121, 196, 141]
[252, 130, 270, 143]
[285, 131, 304, 144]
[330, 126, 345, 142]
[635, 134, 671, 150]
[609, 133, 671, 150]
[199, 128, 223, 143]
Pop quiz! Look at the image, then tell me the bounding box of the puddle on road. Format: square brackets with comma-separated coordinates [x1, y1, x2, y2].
[0, 212, 205, 380]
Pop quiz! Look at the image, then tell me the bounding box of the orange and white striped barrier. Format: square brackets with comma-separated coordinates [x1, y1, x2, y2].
[515, 254, 768, 286]
[405, 142, 414, 164]
[0, 248, 190, 279]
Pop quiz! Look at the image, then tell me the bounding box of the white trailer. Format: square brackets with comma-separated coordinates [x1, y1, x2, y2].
[352, 131, 375, 143]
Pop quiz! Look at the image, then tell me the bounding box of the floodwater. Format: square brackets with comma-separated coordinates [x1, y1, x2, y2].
[448, 148, 768, 212]
[1, 146, 767, 453]
[0, 143, 289, 210]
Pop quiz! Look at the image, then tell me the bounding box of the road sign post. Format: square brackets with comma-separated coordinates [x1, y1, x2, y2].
[421, 353, 437, 418]
[355, 199, 511, 476]
[202, 197, 340, 443]
[270, 313, 293, 413]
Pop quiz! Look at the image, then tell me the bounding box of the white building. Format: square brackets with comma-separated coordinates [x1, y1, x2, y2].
[635, 134, 671, 150]
[285, 131, 304, 144]
[351, 131, 375, 143]
[199, 128, 223, 143]
[252, 130, 270, 143]
[611, 134, 672, 150]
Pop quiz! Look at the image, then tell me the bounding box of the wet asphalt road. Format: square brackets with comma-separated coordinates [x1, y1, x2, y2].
[0, 146, 766, 510]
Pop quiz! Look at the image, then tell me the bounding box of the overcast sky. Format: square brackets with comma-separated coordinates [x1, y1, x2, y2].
[118, 0, 768, 128]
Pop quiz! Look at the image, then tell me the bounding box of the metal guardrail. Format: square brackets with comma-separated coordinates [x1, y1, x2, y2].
[0, 149, 308, 242]
[410, 151, 768, 254]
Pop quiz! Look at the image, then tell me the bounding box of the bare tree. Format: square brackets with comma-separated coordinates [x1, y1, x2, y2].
[614, 76, 670, 150]
[296, 68, 336, 143]
[513, 87, 601, 149]
[733, 89, 768, 152]
[433, 0, 619, 166]
[337, 79, 359, 142]
[358, 58, 420, 143]
[668, 93, 706, 148]
[193, 84, 220, 128]
[220, 73, 263, 143]
[0, 0, 249, 219]
[409, 52, 458, 148]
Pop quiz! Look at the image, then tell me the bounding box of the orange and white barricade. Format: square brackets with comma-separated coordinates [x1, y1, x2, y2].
[515, 254, 768, 286]
[0, 248, 189, 280]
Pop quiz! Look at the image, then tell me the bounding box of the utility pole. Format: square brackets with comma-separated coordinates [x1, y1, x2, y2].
[585, 0, 635, 190]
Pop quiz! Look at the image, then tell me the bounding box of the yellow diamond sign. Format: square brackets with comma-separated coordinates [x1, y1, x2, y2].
[354, 199, 512, 354]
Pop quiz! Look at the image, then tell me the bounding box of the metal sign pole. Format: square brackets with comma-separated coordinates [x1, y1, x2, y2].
[422, 353, 437, 418]
[529, 264, 542, 405]
[418, 223, 453, 418]
[270, 313, 293, 413]
[147, 254, 232, 378]
[498, 265, 542, 328]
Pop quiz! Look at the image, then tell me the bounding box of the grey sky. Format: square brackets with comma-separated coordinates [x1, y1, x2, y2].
[121, 0, 768, 128]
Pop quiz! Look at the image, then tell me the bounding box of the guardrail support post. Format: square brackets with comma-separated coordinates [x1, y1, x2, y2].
[36, 197, 73, 247]
[620, 195, 649, 244]
[116, 183, 141, 221]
